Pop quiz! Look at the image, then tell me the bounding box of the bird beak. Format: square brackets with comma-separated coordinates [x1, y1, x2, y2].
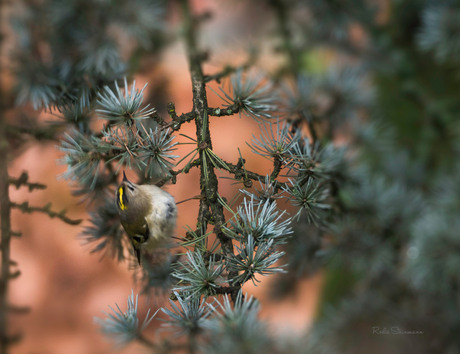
[122, 170, 129, 182]
[135, 247, 142, 265]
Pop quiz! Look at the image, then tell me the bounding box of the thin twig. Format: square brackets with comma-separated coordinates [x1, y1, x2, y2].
[207, 103, 240, 117]
[203, 50, 258, 83]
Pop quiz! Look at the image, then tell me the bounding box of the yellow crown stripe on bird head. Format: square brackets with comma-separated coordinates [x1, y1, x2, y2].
[118, 186, 127, 210]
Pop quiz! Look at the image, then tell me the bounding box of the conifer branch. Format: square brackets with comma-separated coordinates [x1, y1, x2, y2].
[180, 0, 240, 303]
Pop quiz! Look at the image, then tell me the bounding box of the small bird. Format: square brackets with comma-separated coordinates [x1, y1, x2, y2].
[116, 171, 177, 265]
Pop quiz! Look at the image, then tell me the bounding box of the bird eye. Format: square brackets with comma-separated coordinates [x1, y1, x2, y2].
[133, 235, 143, 244]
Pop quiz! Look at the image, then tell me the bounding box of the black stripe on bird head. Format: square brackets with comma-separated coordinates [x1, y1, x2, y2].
[125, 181, 136, 192]
[122, 171, 136, 192]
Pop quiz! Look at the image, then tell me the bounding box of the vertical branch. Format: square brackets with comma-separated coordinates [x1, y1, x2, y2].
[0, 34, 12, 354]
[0, 115, 11, 354]
[0, 0, 13, 348]
[0, 1, 16, 349]
[269, 0, 318, 143]
[179, 0, 239, 302]
[269, 0, 300, 76]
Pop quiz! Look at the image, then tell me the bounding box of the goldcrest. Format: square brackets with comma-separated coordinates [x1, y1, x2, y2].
[116, 171, 177, 264]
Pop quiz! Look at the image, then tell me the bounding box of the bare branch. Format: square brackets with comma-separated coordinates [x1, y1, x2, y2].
[10, 201, 82, 225]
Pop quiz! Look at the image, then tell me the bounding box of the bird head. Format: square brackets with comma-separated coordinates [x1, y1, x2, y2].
[116, 171, 137, 212]
[116, 171, 146, 265]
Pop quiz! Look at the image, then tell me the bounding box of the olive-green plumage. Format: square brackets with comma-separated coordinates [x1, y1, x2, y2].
[116, 172, 177, 264]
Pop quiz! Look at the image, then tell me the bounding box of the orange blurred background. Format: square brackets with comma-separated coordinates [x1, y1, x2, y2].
[5, 1, 322, 353]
